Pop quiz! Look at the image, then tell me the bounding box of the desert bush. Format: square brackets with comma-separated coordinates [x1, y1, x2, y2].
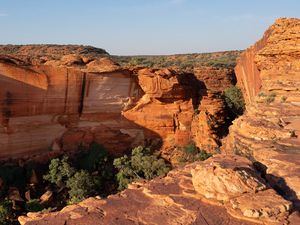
[265, 92, 276, 104]
[43, 156, 75, 187]
[75, 143, 109, 171]
[178, 143, 212, 163]
[281, 96, 287, 103]
[66, 170, 101, 204]
[113, 146, 171, 190]
[223, 85, 245, 116]
[25, 199, 44, 212]
[0, 200, 12, 225]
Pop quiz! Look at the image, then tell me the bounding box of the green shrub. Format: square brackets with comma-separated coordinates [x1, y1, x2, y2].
[179, 143, 212, 163]
[265, 93, 276, 104]
[223, 85, 245, 116]
[0, 200, 12, 225]
[281, 96, 287, 103]
[75, 143, 113, 176]
[113, 146, 171, 190]
[66, 170, 100, 204]
[43, 156, 75, 187]
[184, 143, 198, 155]
[25, 199, 44, 212]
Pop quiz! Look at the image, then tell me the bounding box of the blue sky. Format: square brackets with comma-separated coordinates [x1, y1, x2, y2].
[0, 0, 299, 55]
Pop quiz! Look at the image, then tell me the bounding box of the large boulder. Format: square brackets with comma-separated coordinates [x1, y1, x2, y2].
[191, 155, 267, 201]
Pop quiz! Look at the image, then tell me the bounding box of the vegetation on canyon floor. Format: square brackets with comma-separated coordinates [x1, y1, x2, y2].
[223, 85, 245, 117]
[114, 146, 171, 190]
[0, 142, 212, 224]
[113, 50, 242, 70]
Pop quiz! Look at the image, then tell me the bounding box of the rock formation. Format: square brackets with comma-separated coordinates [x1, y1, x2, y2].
[224, 18, 300, 210]
[4, 17, 300, 225]
[0, 46, 144, 158]
[0, 45, 234, 160]
[19, 155, 299, 225]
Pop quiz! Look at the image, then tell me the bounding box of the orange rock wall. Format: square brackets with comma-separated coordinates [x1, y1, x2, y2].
[0, 51, 235, 160]
[225, 18, 300, 207]
[0, 61, 144, 158]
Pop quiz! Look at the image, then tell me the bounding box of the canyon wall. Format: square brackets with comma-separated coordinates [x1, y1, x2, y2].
[0, 48, 144, 158]
[225, 18, 300, 208]
[0, 46, 234, 160]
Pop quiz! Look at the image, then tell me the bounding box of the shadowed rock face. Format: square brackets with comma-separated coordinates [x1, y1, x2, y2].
[224, 18, 300, 209]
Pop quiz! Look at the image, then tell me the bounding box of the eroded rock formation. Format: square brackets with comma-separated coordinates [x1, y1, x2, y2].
[0, 45, 234, 160]
[0, 47, 144, 158]
[224, 18, 300, 210]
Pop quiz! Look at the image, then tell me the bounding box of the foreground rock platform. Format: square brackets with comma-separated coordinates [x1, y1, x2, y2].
[19, 155, 299, 225]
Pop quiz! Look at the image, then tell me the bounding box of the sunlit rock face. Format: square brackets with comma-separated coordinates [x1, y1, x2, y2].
[0, 45, 236, 160]
[224, 18, 300, 208]
[0, 46, 144, 158]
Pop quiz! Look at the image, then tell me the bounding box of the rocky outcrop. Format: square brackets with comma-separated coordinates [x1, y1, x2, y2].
[19, 155, 298, 225]
[0, 45, 235, 160]
[0, 46, 144, 158]
[224, 18, 300, 209]
[191, 67, 235, 151]
[191, 155, 267, 201]
[123, 67, 234, 161]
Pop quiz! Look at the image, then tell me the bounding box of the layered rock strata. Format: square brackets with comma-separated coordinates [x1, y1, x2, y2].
[224, 18, 300, 208]
[0, 45, 235, 160]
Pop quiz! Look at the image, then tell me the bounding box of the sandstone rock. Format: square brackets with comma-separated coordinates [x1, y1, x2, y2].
[0, 43, 236, 160]
[19, 163, 259, 225]
[224, 17, 300, 210]
[227, 189, 292, 224]
[191, 155, 267, 201]
[40, 190, 53, 204]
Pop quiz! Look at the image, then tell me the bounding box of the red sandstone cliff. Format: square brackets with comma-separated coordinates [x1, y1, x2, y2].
[225, 18, 300, 209]
[0, 45, 234, 161]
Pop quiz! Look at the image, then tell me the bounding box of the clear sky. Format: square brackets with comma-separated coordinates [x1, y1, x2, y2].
[0, 0, 299, 55]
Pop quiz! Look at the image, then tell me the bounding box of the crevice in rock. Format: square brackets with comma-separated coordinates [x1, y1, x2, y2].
[78, 72, 86, 115]
[253, 160, 300, 210]
[64, 69, 69, 113]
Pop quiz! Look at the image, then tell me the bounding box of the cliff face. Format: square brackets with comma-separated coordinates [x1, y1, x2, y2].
[225, 18, 300, 208]
[0, 49, 145, 158]
[0, 45, 234, 160]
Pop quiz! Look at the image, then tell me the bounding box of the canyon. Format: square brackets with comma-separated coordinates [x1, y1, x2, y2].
[0, 45, 234, 162]
[0, 17, 299, 225]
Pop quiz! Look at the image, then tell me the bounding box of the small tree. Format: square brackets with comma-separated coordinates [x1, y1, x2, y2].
[114, 146, 171, 190]
[223, 85, 245, 116]
[178, 143, 212, 163]
[43, 156, 75, 187]
[25, 199, 44, 212]
[66, 170, 100, 204]
[0, 200, 12, 225]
